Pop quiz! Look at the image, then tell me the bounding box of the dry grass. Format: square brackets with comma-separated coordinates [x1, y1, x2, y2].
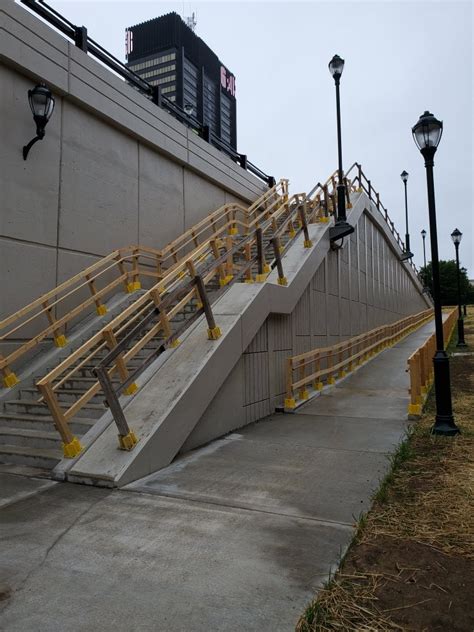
[296, 307, 474, 631]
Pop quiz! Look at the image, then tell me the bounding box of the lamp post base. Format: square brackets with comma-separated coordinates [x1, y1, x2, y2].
[456, 318, 467, 347]
[431, 417, 461, 436]
[430, 350, 460, 436]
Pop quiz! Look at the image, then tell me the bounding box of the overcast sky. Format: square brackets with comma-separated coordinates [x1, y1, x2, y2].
[51, 1, 473, 275]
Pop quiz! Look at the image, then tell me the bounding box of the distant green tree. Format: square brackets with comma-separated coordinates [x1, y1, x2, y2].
[419, 260, 473, 305]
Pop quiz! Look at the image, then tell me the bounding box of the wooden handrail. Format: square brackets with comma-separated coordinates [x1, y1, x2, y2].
[284, 309, 434, 409]
[407, 308, 457, 417]
[35, 180, 335, 454]
[0, 181, 290, 387]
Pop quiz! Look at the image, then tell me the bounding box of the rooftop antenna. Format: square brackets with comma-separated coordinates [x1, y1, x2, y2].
[186, 11, 197, 32]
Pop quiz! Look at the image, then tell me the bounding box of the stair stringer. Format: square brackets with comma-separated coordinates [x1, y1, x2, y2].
[66, 191, 430, 487]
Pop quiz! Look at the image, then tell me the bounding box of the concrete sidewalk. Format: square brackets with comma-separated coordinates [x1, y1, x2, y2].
[0, 320, 435, 632]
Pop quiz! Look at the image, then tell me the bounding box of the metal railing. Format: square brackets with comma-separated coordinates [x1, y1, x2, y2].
[407, 307, 457, 418]
[19, 0, 275, 187]
[284, 308, 434, 410]
[345, 163, 419, 276]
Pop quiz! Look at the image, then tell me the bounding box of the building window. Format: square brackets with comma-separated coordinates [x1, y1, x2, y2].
[183, 57, 198, 114]
[203, 74, 217, 134]
[220, 93, 232, 146]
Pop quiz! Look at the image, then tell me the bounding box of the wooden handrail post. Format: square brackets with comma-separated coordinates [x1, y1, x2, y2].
[298, 204, 312, 248]
[313, 353, 323, 390]
[85, 273, 108, 316]
[116, 252, 131, 293]
[271, 237, 287, 286]
[150, 289, 179, 348]
[94, 366, 138, 451]
[327, 350, 335, 384]
[298, 359, 308, 400]
[194, 274, 221, 340]
[244, 243, 253, 282]
[42, 300, 67, 347]
[284, 358, 296, 408]
[210, 239, 232, 287]
[102, 328, 138, 395]
[255, 228, 268, 282]
[0, 354, 20, 388]
[37, 382, 83, 457]
[225, 235, 234, 279]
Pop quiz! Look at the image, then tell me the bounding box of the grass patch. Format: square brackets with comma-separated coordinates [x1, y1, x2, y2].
[296, 307, 474, 631]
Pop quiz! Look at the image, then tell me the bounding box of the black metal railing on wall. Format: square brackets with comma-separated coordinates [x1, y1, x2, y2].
[19, 0, 275, 188]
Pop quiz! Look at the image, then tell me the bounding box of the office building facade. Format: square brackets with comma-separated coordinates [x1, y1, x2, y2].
[125, 13, 237, 149]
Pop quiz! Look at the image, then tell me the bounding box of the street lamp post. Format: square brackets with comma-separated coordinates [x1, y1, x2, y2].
[412, 110, 459, 436]
[421, 229, 427, 268]
[400, 171, 413, 260]
[328, 54, 354, 242]
[451, 228, 467, 347]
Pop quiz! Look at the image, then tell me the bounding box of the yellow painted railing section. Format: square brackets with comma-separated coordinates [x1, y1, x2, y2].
[407, 307, 457, 417]
[285, 309, 434, 410]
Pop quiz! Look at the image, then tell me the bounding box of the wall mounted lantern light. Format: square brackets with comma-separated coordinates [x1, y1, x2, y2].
[23, 84, 55, 160]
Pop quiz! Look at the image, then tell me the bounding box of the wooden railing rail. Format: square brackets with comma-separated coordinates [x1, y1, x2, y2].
[407, 308, 457, 418]
[0, 182, 290, 389]
[35, 179, 336, 456]
[284, 308, 434, 410]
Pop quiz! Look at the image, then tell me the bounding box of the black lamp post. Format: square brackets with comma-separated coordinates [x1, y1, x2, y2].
[328, 54, 354, 242]
[400, 170, 413, 261]
[451, 228, 467, 347]
[421, 229, 427, 268]
[412, 110, 459, 436]
[23, 84, 55, 160]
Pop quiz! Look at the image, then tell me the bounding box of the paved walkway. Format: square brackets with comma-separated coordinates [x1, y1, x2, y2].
[0, 320, 435, 632]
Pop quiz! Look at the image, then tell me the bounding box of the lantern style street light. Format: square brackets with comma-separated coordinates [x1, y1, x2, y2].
[451, 228, 467, 347]
[412, 110, 459, 436]
[400, 170, 413, 261]
[23, 84, 55, 160]
[328, 54, 354, 242]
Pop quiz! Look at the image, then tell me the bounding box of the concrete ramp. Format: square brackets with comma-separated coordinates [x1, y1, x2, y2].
[67, 191, 430, 486]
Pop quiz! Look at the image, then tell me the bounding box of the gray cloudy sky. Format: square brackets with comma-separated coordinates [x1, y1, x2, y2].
[53, 1, 473, 275]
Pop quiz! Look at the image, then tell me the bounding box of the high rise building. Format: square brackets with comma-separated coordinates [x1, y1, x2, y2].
[125, 12, 237, 149]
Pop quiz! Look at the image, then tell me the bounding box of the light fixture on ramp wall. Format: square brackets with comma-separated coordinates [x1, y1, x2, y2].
[328, 54, 354, 243]
[450, 228, 467, 348]
[399, 170, 414, 261]
[22, 83, 55, 160]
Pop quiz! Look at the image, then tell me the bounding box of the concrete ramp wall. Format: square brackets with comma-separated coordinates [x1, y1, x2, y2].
[66, 191, 430, 487]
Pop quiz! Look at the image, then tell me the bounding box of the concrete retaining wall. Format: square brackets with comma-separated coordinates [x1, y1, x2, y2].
[0, 0, 266, 325]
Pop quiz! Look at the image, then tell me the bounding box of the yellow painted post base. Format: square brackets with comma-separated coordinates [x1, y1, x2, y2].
[313, 381, 324, 391]
[126, 281, 141, 293]
[3, 372, 19, 388]
[215, 238, 224, 249]
[208, 326, 222, 340]
[96, 304, 108, 316]
[54, 335, 68, 348]
[288, 229, 296, 238]
[279, 246, 285, 254]
[320, 216, 330, 223]
[408, 403, 422, 417]
[327, 376, 336, 385]
[338, 370, 347, 378]
[244, 278, 254, 284]
[62, 437, 83, 458]
[219, 275, 233, 287]
[278, 276, 288, 286]
[196, 301, 204, 310]
[123, 383, 138, 396]
[228, 227, 238, 235]
[118, 430, 138, 451]
[169, 339, 180, 348]
[304, 239, 313, 248]
[255, 273, 269, 283]
[298, 389, 309, 400]
[263, 263, 271, 273]
[284, 397, 296, 409]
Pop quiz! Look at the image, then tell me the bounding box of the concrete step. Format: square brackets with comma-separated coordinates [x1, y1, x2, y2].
[18, 387, 103, 404]
[0, 427, 61, 450]
[0, 413, 95, 434]
[4, 400, 105, 419]
[0, 444, 61, 469]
